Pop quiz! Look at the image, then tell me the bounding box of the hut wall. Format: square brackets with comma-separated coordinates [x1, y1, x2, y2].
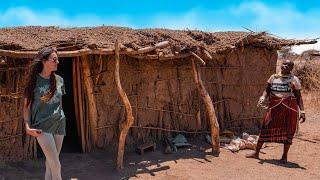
[0, 46, 277, 160]
[91, 55, 208, 148]
[91, 47, 277, 148]
[205, 47, 277, 133]
[0, 58, 34, 161]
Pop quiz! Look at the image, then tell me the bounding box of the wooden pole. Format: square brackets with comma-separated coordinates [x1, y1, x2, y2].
[81, 55, 98, 148]
[191, 58, 220, 155]
[115, 40, 134, 170]
[73, 57, 87, 152]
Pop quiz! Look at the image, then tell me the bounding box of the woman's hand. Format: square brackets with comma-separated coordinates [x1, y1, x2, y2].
[300, 112, 306, 123]
[257, 96, 267, 108]
[26, 126, 42, 137]
[23, 98, 42, 137]
[258, 96, 265, 106]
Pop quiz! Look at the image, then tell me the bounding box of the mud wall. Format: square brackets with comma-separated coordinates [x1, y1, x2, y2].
[0, 46, 277, 160]
[91, 47, 277, 148]
[0, 58, 35, 161]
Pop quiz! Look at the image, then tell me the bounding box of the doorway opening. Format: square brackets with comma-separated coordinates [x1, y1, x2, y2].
[57, 58, 82, 153]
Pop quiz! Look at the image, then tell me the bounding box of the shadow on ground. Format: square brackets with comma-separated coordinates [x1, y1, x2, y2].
[1, 140, 215, 180]
[258, 159, 306, 170]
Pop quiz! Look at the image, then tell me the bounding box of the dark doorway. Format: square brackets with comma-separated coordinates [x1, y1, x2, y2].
[57, 58, 82, 153]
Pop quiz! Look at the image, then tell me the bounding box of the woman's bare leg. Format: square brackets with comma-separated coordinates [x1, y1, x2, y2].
[37, 133, 62, 180]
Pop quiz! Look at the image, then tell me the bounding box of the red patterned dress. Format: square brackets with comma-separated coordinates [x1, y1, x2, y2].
[258, 73, 301, 144]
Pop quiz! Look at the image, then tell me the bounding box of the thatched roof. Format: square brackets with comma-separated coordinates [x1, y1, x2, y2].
[0, 26, 317, 59]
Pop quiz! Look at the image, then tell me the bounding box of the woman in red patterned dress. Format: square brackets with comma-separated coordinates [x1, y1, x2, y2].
[246, 60, 306, 163]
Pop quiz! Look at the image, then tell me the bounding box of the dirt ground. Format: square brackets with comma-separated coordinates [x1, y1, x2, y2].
[0, 91, 319, 180]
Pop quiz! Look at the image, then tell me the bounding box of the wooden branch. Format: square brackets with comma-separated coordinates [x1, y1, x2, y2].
[124, 40, 171, 56]
[137, 46, 156, 54]
[95, 54, 103, 85]
[191, 58, 220, 155]
[203, 49, 213, 60]
[60, 49, 92, 57]
[154, 41, 170, 48]
[191, 52, 206, 65]
[115, 40, 135, 170]
[129, 53, 191, 60]
[81, 55, 98, 147]
[136, 41, 170, 54]
[92, 48, 114, 55]
[0, 48, 114, 58]
[0, 49, 37, 58]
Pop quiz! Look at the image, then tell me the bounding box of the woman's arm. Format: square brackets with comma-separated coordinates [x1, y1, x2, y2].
[293, 89, 306, 123]
[23, 98, 31, 127]
[262, 83, 272, 98]
[23, 98, 42, 137]
[258, 83, 271, 106]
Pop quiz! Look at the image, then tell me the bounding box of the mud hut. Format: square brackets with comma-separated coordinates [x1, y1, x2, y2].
[0, 26, 316, 168]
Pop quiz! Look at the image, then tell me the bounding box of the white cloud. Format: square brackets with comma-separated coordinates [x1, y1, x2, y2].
[230, 2, 320, 53]
[291, 41, 320, 54]
[229, 1, 320, 39]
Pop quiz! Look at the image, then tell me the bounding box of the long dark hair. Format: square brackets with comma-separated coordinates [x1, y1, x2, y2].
[24, 47, 58, 106]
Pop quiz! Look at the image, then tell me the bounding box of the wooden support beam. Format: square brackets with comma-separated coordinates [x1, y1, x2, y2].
[73, 57, 87, 152]
[0, 43, 171, 59]
[0, 49, 37, 58]
[191, 58, 220, 155]
[0, 48, 114, 58]
[0, 41, 171, 60]
[81, 55, 98, 148]
[115, 40, 135, 170]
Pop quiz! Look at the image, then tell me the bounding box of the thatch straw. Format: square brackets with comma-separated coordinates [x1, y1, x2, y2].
[293, 61, 320, 91]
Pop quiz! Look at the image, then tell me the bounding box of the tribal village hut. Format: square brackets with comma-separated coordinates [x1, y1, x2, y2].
[0, 26, 316, 168]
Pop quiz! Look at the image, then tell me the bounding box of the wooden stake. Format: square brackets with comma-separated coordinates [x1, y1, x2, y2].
[191, 58, 220, 155]
[81, 55, 98, 148]
[73, 58, 87, 152]
[115, 40, 134, 170]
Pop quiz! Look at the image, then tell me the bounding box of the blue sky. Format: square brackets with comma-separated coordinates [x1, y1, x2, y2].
[0, 0, 319, 53]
